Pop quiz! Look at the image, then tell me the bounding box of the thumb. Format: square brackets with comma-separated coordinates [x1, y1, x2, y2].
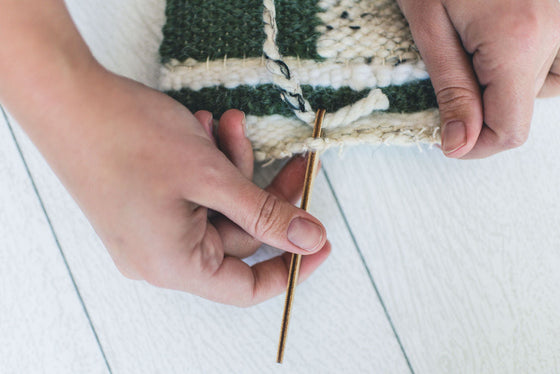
[402, 1, 483, 158]
[190, 155, 327, 255]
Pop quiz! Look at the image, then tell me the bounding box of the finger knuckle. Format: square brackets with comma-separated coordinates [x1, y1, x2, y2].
[436, 86, 478, 114]
[499, 127, 530, 149]
[107, 247, 143, 281]
[183, 153, 225, 196]
[114, 265, 140, 281]
[193, 239, 223, 276]
[134, 257, 173, 288]
[252, 192, 282, 238]
[145, 277, 165, 288]
[502, 10, 540, 52]
[141, 267, 167, 288]
[197, 156, 222, 183]
[233, 298, 254, 308]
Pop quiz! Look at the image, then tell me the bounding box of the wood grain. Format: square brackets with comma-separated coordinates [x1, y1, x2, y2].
[0, 110, 109, 374]
[321, 97, 560, 373]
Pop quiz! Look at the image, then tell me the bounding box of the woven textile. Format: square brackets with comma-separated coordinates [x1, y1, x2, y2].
[159, 0, 440, 161]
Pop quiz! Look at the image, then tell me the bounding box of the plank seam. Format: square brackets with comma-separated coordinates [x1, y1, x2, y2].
[322, 167, 415, 374]
[1, 106, 113, 374]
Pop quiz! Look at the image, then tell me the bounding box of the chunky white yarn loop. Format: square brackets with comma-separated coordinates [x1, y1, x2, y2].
[246, 109, 440, 161]
[262, 0, 389, 129]
[297, 89, 390, 128]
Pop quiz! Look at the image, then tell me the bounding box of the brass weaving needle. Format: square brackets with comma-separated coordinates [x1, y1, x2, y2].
[276, 108, 325, 364]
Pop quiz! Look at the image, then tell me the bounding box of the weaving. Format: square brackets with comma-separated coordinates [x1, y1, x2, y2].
[159, 0, 441, 161]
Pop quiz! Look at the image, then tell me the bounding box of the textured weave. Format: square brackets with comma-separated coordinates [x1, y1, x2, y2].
[159, 0, 441, 161]
[160, 0, 322, 62]
[165, 81, 437, 118]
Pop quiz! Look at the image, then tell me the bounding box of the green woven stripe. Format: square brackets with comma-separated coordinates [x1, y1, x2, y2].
[165, 80, 437, 118]
[160, 0, 322, 62]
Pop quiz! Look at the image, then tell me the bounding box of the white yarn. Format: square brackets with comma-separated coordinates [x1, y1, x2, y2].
[159, 58, 428, 92]
[245, 109, 441, 161]
[295, 89, 390, 128]
[262, 0, 392, 129]
[316, 0, 418, 65]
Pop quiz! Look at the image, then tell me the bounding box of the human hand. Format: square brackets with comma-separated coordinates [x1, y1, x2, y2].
[397, 0, 560, 158]
[23, 69, 330, 307]
[0, 0, 330, 307]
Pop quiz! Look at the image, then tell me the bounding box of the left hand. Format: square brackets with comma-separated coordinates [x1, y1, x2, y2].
[397, 0, 560, 158]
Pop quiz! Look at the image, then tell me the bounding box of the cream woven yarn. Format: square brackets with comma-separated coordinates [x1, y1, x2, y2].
[159, 0, 440, 161]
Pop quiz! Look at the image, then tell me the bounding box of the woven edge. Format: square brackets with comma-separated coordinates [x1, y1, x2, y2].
[247, 109, 441, 161]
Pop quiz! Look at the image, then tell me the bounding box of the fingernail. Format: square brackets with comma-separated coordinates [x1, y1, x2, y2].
[241, 112, 247, 137]
[287, 217, 324, 251]
[206, 114, 216, 142]
[442, 121, 466, 154]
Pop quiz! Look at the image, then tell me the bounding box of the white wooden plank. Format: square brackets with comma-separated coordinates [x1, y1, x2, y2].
[10, 108, 412, 372]
[64, 0, 166, 88]
[0, 110, 109, 374]
[322, 97, 560, 374]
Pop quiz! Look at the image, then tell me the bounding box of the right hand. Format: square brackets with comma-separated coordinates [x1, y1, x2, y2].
[0, 0, 330, 307]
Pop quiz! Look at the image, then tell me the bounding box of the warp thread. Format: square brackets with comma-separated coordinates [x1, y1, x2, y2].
[263, 0, 390, 129]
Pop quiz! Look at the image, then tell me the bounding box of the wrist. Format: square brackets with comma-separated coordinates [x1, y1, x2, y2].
[0, 0, 105, 131]
[0, 43, 103, 122]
